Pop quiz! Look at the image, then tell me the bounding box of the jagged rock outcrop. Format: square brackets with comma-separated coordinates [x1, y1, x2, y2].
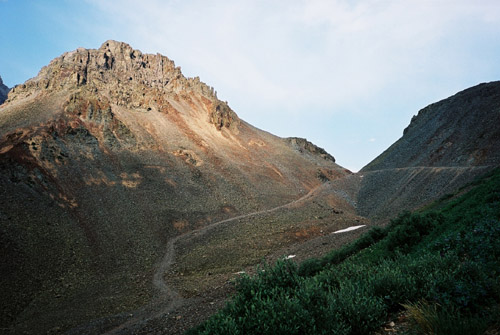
[6, 40, 239, 131]
[210, 100, 239, 131]
[285, 137, 336, 162]
[0, 76, 9, 104]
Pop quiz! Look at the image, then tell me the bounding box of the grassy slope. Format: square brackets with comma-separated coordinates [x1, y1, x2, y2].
[188, 168, 500, 334]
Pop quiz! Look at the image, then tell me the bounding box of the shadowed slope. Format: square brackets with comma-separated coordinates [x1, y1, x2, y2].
[0, 76, 8, 104]
[364, 81, 500, 171]
[355, 81, 500, 219]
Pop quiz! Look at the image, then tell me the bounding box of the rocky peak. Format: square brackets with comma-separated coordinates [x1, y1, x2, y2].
[285, 137, 335, 162]
[0, 75, 9, 104]
[6, 40, 238, 130]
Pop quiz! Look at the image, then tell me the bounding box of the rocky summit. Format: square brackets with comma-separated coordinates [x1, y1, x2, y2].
[0, 75, 9, 104]
[1, 40, 499, 334]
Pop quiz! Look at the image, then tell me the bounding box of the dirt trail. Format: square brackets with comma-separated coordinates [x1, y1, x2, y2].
[103, 185, 324, 334]
[153, 184, 323, 294]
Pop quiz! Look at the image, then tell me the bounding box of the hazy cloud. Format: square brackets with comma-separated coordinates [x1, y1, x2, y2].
[37, 0, 500, 170]
[84, 0, 500, 111]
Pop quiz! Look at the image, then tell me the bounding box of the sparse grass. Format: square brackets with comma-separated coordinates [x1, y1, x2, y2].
[402, 300, 492, 335]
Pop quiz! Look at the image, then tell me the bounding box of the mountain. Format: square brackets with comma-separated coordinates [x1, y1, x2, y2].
[0, 41, 352, 334]
[330, 81, 500, 220]
[0, 75, 9, 104]
[183, 82, 500, 334]
[364, 81, 500, 170]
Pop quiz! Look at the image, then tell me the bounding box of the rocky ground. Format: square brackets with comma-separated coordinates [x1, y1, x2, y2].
[56, 183, 369, 334]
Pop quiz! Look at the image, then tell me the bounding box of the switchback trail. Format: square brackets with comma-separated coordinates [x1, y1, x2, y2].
[153, 183, 324, 295]
[103, 184, 325, 334]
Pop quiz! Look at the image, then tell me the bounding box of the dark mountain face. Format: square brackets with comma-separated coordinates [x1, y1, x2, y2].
[0, 41, 350, 333]
[363, 81, 500, 171]
[0, 76, 9, 104]
[352, 81, 500, 219]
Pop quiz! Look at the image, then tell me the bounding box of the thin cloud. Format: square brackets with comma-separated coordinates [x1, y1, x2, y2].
[66, 1, 500, 169]
[84, 0, 500, 111]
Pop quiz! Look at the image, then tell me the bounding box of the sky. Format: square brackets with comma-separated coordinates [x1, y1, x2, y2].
[1, 0, 500, 171]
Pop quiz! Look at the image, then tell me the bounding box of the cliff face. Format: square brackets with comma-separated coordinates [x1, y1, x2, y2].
[0, 76, 8, 104]
[285, 137, 336, 163]
[0, 41, 347, 333]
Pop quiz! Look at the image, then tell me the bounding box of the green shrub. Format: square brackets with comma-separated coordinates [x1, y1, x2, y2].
[369, 259, 419, 310]
[298, 226, 388, 277]
[236, 260, 301, 301]
[297, 258, 323, 277]
[333, 282, 387, 334]
[385, 212, 442, 253]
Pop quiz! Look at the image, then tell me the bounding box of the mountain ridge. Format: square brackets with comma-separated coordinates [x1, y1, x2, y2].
[363, 81, 500, 171]
[3, 40, 238, 134]
[349, 81, 500, 220]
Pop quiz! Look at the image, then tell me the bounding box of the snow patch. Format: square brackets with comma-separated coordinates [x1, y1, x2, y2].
[332, 225, 366, 234]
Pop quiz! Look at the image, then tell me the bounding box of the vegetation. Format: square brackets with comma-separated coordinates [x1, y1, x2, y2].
[187, 168, 500, 334]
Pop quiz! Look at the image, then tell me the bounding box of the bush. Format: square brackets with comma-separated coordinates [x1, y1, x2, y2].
[236, 260, 301, 301]
[369, 259, 419, 310]
[333, 282, 387, 334]
[385, 212, 442, 253]
[298, 226, 388, 277]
